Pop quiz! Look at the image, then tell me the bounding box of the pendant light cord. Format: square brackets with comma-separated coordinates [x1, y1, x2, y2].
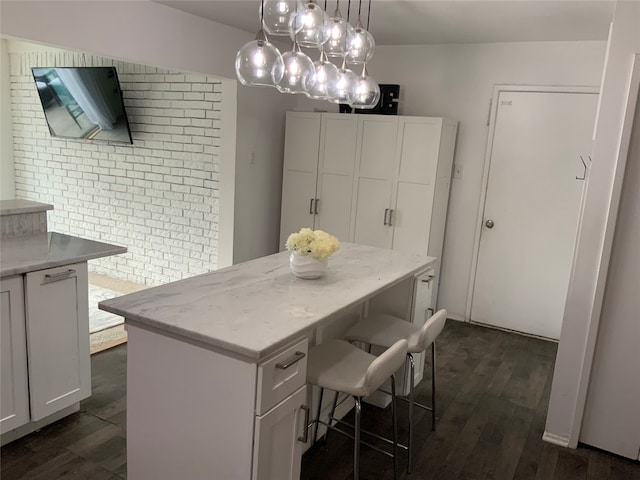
[260, 0, 264, 26]
[366, 0, 371, 30]
[347, 0, 351, 21]
[358, 0, 362, 19]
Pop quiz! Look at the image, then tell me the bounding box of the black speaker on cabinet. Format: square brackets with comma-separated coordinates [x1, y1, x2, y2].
[349, 84, 400, 115]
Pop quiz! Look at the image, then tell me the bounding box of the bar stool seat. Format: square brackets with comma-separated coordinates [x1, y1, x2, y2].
[345, 309, 447, 473]
[307, 338, 408, 479]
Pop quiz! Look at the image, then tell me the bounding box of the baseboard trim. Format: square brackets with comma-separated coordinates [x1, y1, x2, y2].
[542, 431, 571, 448]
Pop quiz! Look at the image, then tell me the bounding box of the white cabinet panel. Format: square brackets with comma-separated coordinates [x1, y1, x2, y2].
[25, 263, 90, 421]
[358, 116, 398, 179]
[283, 113, 321, 174]
[320, 114, 358, 175]
[0, 276, 29, 434]
[315, 173, 354, 241]
[280, 171, 318, 248]
[353, 177, 393, 248]
[391, 182, 435, 255]
[253, 385, 308, 480]
[396, 118, 441, 184]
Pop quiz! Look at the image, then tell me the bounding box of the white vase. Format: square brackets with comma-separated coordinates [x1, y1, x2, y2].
[289, 252, 328, 279]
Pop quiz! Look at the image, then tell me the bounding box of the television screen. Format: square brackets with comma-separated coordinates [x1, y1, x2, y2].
[31, 66, 133, 144]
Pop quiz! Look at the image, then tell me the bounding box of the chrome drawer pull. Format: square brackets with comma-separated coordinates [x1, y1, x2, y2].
[298, 404, 310, 443]
[421, 275, 435, 283]
[275, 351, 306, 370]
[43, 269, 76, 283]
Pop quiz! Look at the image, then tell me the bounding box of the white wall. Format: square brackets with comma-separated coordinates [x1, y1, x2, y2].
[1, 39, 15, 200]
[9, 43, 221, 285]
[0, 0, 294, 266]
[296, 41, 607, 318]
[545, 0, 640, 449]
[580, 63, 639, 458]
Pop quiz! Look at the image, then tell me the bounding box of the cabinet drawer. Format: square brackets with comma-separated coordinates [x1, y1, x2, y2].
[256, 338, 308, 415]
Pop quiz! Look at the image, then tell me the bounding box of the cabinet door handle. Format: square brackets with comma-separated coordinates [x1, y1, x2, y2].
[309, 198, 314, 215]
[383, 208, 389, 225]
[421, 275, 435, 284]
[314, 198, 319, 215]
[43, 269, 76, 284]
[298, 404, 310, 443]
[388, 209, 394, 226]
[275, 351, 306, 369]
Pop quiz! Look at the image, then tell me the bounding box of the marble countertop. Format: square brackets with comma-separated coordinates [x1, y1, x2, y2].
[99, 243, 435, 360]
[1, 232, 127, 277]
[0, 199, 54, 216]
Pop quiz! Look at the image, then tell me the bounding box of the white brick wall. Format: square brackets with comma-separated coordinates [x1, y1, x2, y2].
[9, 50, 221, 286]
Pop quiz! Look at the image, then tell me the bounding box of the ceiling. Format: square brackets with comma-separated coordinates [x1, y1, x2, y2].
[155, 0, 615, 45]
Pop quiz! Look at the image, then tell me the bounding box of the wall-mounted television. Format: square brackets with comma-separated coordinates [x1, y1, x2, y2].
[31, 66, 133, 144]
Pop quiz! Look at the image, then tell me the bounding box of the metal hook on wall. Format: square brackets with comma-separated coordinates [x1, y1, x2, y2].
[576, 155, 589, 180]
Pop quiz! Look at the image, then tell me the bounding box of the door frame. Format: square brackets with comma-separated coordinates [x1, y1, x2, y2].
[465, 85, 600, 323]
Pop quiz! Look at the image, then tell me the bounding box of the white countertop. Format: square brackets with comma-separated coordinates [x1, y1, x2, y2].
[1, 232, 127, 276]
[99, 243, 435, 360]
[0, 199, 54, 216]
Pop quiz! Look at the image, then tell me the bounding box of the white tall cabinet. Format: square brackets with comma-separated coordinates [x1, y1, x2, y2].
[280, 112, 457, 305]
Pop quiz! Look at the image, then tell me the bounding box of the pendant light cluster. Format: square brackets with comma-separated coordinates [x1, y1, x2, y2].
[235, 0, 380, 109]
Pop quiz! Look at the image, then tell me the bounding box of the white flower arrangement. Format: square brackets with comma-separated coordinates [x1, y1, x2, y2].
[285, 228, 340, 261]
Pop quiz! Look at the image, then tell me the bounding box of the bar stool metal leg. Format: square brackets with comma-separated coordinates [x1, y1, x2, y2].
[325, 390, 339, 447]
[431, 342, 437, 431]
[313, 387, 325, 444]
[354, 396, 362, 479]
[391, 374, 398, 480]
[408, 353, 415, 473]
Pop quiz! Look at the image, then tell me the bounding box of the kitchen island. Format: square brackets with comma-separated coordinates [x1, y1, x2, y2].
[100, 243, 436, 480]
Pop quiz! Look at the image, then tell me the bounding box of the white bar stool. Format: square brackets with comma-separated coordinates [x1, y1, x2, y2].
[344, 309, 447, 473]
[307, 338, 408, 480]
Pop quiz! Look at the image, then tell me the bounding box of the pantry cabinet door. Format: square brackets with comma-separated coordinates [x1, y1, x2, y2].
[352, 116, 398, 248]
[315, 114, 358, 241]
[280, 113, 322, 247]
[24, 263, 90, 421]
[390, 117, 442, 254]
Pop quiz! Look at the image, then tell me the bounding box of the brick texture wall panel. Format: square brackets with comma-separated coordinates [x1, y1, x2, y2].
[9, 50, 221, 286]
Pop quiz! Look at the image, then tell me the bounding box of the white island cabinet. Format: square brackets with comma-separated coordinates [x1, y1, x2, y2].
[0, 226, 126, 444]
[100, 243, 436, 480]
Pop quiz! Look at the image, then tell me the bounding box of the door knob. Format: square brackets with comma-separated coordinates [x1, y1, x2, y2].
[485, 219, 495, 229]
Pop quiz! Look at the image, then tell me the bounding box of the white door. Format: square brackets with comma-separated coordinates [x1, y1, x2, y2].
[252, 386, 308, 480]
[315, 114, 358, 241]
[25, 263, 91, 421]
[471, 90, 598, 339]
[280, 113, 322, 248]
[0, 276, 30, 434]
[352, 116, 398, 247]
[390, 117, 441, 254]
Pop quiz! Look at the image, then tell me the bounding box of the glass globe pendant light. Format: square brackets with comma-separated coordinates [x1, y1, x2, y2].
[306, 49, 340, 101]
[350, 64, 380, 109]
[330, 57, 357, 104]
[324, 1, 353, 58]
[236, 0, 285, 87]
[289, 0, 330, 49]
[277, 41, 317, 94]
[261, 0, 304, 36]
[346, 0, 375, 64]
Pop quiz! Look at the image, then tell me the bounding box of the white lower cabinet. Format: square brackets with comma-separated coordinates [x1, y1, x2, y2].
[253, 385, 309, 480]
[0, 276, 29, 434]
[0, 262, 90, 441]
[126, 325, 310, 480]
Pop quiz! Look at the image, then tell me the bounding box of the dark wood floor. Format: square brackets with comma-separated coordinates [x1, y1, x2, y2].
[2, 321, 638, 479]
